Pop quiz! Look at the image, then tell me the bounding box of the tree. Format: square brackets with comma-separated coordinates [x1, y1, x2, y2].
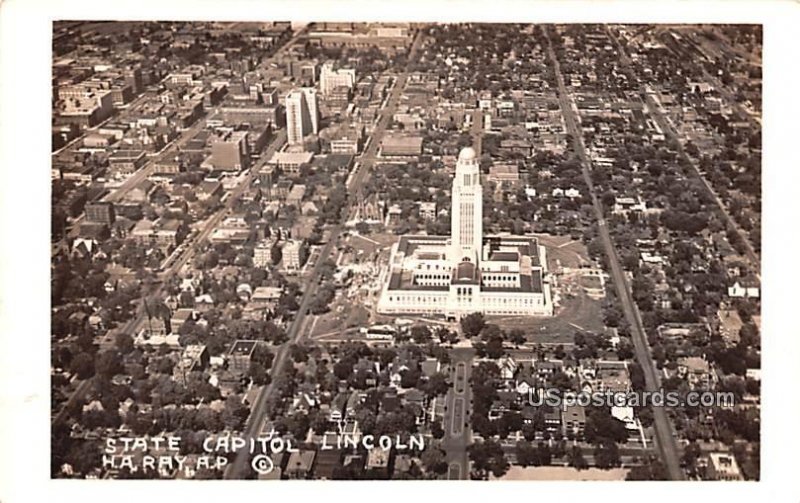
[522, 423, 537, 441]
[311, 414, 331, 435]
[421, 445, 448, 475]
[484, 337, 505, 359]
[496, 412, 523, 439]
[195, 407, 223, 431]
[410, 325, 432, 344]
[436, 327, 459, 344]
[115, 332, 135, 354]
[549, 370, 576, 392]
[248, 362, 270, 386]
[568, 445, 588, 470]
[290, 344, 310, 363]
[154, 357, 175, 375]
[270, 243, 283, 266]
[431, 420, 445, 439]
[508, 329, 526, 346]
[594, 439, 621, 469]
[481, 324, 503, 342]
[681, 441, 702, 473]
[333, 359, 354, 381]
[422, 373, 450, 398]
[186, 375, 221, 403]
[69, 352, 95, 379]
[515, 441, 539, 467]
[460, 312, 486, 338]
[626, 456, 668, 480]
[309, 285, 335, 315]
[95, 350, 124, 378]
[222, 395, 249, 430]
[400, 368, 422, 388]
[536, 442, 552, 466]
[584, 408, 628, 444]
[252, 344, 274, 369]
[355, 221, 370, 235]
[286, 413, 311, 441]
[65, 440, 102, 475]
[616, 341, 634, 360]
[468, 439, 508, 479]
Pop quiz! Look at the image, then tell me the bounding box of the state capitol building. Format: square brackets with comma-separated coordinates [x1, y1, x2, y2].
[377, 146, 554, 319]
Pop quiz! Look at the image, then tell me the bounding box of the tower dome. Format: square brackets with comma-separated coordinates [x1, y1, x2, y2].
[458, 147, 477, 161]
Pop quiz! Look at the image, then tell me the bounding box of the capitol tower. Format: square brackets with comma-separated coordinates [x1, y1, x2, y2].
[450, 147, 483, 263]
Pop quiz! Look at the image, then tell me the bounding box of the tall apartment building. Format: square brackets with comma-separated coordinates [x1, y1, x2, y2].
[210, 131, 251, 171]
[320, 61, 356, 96]
[253, 238, 276, 268]
[228, 340, 258, 375]
[285, 88, 319, 146]
[282, 240, 303, 271]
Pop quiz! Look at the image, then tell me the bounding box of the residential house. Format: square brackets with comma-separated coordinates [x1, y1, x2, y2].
[727, 279, 760, 299]
[706, 452, 744, 481]
[562, 403, 587, 437]
[285, 450, 316, 479]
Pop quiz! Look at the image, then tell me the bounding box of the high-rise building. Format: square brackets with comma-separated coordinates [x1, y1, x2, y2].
[209, 131, 250, 171]
[253, 238, 276, 268]
[320, 61, 356, 96]
[450, 147, 483, 261]
[282, 240, 303, 271]
[257, 165, 275, 198]
[285, 88, 319, 145]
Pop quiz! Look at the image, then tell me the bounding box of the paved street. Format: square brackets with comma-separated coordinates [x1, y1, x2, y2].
[225, 30, 426, 479]
[546, 32, 684, 481]
[442, 348, 475, 480]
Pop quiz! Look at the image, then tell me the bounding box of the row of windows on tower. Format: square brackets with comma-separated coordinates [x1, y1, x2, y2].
[462, 173, 479, 186]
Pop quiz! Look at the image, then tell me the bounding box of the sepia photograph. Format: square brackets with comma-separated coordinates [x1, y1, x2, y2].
[47, 19, 762, 481]
[1, 0, 798, 500]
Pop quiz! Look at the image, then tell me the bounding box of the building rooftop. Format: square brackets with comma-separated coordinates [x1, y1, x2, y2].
[452, 261, 479, 284]
[229, 340, 258, 356]
[286, 450, 316, 473]
[109, 149, 145, 160]
[388, 235, 545, 294]
[488, 251, 519, 262]
[268, 151, 314, 165]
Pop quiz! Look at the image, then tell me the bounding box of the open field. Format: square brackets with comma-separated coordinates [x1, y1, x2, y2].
[536, 234, 592, 270]
[347, 230, 396, 254]
[307, 296, 371, 338]
[579, 274, 603, 289]
[492, 283, 605, 343]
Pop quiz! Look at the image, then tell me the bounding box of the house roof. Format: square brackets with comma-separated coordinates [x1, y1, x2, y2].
[420, 358, 440, 377]
[286, 450, 316, 472]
